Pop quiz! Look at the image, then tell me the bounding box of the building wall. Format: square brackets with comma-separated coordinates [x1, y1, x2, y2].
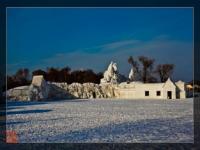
[162, 85, 176, 99]
[118, 89, 137, 99]
[175, 81, 186, 99]
[134, 84, 164, 99]
[117, 81, 178, 99]
[179, 91, 186, 99]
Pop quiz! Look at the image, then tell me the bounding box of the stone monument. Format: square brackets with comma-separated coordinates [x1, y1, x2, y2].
[28, 75, 50, 100]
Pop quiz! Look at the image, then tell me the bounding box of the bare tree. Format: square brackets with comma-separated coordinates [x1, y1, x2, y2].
[155, 64, 174, 82]
[15, 68, 29, 81]
[46, 67, 60, 82]
[128, 56, 139, 72]
[6, 68, 31, 89]
[138, 56, 155, 83]
[23, 68, 29, 80]
[60, 66, 71, 82]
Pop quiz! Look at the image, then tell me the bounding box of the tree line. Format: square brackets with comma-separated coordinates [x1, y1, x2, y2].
[6, 55, 175, 90]
[6, 67, 103, 90]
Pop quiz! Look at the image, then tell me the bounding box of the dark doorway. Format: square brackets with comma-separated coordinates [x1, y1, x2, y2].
[176, 90, 180, 99]
[92, 92, 96, 98]
[167, 91, 172, 99]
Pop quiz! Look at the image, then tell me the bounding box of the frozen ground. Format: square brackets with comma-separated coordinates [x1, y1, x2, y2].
[6, 98, 193, 143]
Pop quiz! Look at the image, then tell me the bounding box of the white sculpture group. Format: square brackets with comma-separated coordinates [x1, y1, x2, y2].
[100, 61, 139, 84]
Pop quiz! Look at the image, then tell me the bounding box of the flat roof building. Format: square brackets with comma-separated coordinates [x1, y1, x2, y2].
[115, 78, 186, 99]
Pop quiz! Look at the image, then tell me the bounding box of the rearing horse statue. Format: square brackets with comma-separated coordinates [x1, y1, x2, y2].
[101, 61, 118, 83]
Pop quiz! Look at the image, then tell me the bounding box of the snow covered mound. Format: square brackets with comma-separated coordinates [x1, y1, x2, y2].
[6, 86, 30, 101]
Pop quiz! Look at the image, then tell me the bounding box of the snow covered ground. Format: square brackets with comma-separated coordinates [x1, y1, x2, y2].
[6, 98, 193, 143]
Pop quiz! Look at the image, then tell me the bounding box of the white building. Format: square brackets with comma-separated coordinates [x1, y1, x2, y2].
[115, 78, 186, 99]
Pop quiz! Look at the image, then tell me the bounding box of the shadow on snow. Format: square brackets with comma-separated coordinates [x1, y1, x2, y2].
[48, 117, 193, 143]
[7, 109, 52, 115]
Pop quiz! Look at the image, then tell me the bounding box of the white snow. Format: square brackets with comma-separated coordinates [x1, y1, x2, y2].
[6, 98, 193, 143]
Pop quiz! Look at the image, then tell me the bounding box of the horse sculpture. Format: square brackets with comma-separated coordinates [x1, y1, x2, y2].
[100, 61, 119, 84]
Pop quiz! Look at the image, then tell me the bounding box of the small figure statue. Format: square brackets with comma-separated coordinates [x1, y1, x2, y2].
[128, 67, 139, 81]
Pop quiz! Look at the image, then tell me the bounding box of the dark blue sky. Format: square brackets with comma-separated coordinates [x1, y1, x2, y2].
[7, 8, 193, 81]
